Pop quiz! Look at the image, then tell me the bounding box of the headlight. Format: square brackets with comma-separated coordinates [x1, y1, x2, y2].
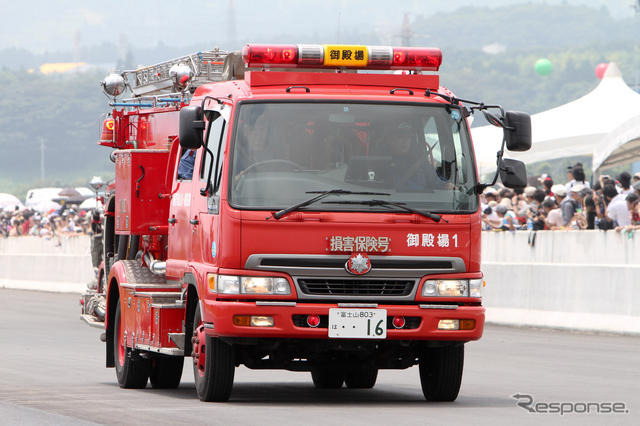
[218, 275, 240, 294]
[422, 279, 469, 297]
[469, 279, 483, 298]
[217, 275, 291, 295]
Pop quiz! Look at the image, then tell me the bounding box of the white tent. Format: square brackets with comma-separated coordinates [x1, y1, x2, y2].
[592, 114, 640, 172]
[0, 193, 25, 211]
[79, 197, 98, 210]
[471, 63, 640, 175]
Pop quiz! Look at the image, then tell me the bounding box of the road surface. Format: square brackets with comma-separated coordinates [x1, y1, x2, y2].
[0, 289, 637, 425]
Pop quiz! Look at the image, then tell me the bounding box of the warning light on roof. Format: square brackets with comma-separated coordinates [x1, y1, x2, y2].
[242, 44, 442, 71]
[101, 118, 115, 143]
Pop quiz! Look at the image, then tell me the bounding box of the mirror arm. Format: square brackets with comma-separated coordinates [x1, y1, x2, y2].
[477, 134, 508, 195]
[200, 145, 215, 196]
[199, 116, 215, 197]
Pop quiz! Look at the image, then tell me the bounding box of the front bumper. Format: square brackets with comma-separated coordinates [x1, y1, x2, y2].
[202, 300, 484, 341]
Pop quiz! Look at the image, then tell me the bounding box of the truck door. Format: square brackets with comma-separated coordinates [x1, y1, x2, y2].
[168, 145, 197, 266]
[190, 112, 227, 266]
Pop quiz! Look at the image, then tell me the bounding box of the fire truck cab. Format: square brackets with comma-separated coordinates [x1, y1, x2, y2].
[82, 44, 531, 402]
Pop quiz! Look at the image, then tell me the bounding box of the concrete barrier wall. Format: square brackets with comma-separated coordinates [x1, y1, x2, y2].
[1, 231, 638, 334]
[482, 230, 640, 335]
[0, 236, 93, 293]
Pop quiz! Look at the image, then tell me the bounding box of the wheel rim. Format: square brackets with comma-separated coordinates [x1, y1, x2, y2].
[117, 312, 125, 367]
[192, 323, 206, 378]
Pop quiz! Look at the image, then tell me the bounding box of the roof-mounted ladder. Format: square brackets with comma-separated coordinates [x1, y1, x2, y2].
[123, 48, 230, 97]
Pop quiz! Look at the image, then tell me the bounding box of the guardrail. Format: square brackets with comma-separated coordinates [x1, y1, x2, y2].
[0, 236, 93, 293]
[482, 230, 640, 335]
[1, 231, 638, 334]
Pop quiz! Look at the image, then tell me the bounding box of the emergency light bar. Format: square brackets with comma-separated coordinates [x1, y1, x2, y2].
[242, 44, 442, 71]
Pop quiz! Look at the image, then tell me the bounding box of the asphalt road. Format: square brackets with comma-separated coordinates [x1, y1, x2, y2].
[0, 289, 638, 426]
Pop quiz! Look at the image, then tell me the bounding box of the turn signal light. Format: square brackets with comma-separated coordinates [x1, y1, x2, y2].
[460, 319, 476, 330]
[437, 319, 476, 330]
[233, 315, 251, 326]
[233, 315, 275, 327]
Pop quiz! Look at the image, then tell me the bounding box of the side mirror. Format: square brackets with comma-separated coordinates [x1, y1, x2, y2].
[179, 106, 205, 149]
[499, 158, 527, 188]
[503, 111, 531, 152]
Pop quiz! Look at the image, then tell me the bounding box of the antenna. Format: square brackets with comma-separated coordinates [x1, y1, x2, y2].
[401, 12, 412, 46]
[227, 0, 237, 47]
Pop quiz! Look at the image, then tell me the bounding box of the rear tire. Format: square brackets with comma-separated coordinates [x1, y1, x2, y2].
[150, 356, 184, 389]
[311, 367, 345, 389]
[345, 366, 378, 389]
[192, 304, 235, 401]
[114, 300, 150, 388]
[419, 344, 464, 401]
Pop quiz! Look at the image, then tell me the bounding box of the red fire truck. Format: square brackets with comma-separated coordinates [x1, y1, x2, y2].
[81, 44, 530, 402]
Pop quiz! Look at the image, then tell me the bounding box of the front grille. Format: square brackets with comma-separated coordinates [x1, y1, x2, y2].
[260, 257, 452, 270]
[298, 278, 413, 296]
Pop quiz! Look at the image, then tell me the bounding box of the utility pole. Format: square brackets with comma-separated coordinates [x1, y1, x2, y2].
[401, 13, 413, 46]
[40, 138, 45, 181]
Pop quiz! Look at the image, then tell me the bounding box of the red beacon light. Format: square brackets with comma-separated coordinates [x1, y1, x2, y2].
[242, 44, 442, 71]
[100, 118, 115, 144]
[242, 44, 299, 67]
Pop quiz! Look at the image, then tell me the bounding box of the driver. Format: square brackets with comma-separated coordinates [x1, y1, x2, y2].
[389, 123, 444, 192]
[234, 113, 271, 180]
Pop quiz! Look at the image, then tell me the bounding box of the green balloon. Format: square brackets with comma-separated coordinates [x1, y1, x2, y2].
[535, 58, 553, 76]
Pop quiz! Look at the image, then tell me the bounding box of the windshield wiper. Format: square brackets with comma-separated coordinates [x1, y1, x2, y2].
[272, 189, 390, 220]
[322, 199, 444, 223]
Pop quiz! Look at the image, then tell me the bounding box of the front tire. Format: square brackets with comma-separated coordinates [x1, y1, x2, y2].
[192, 304, 235, 401]
[311, 367, 345, 389]
[114, 300, 150, 388]
[419, 344, 464, 401]
[150, 356, 184, 389]
[345, 366, 378, 389]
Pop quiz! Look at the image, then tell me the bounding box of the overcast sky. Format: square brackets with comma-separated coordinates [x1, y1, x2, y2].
[1, 0, 635, 52]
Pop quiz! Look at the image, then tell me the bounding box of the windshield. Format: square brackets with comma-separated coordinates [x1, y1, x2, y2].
[229, 102, 478, 213]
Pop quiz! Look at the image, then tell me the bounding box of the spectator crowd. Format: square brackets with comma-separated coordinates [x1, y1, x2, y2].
[3, 164, 640, 238]
[481, 163, 640, 233]
[0, 205, 100, 240]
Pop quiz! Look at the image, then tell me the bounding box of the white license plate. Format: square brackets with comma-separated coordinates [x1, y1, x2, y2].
[328, 308, 387, 339]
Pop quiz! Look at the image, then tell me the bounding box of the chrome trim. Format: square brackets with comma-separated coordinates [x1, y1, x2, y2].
[245, 254, 465, 278]
[337, 303, 379, 308]
[150, 302, 185, 309]
[203, 322, 215, 329]
[255, 301, 297, 307]
[168, 333, 185, 350]
[135, 344, 184, 356]
[131, 291, 181, 298]
[419, 304, 459, 310]
[121, 282, 181, 290]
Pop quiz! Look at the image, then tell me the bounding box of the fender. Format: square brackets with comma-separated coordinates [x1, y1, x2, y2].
[182, 271, 199, 357]
[105, 260, 129, 368]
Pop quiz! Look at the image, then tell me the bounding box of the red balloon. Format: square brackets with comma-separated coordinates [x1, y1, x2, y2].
[595, 62, 608, 79]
